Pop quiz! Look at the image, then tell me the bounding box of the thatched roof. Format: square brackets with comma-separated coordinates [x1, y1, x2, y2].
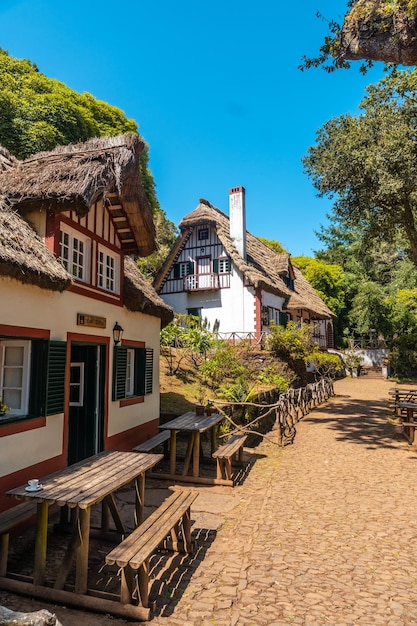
[287, 266, 335, 320]
[124, 256, 174, 327]
[0, 199, 73, 291]
[0, 133, 156, 256]
[154, 199, 335, 320]
[0, 147, 17, 172]
[340, 0, 417, 65]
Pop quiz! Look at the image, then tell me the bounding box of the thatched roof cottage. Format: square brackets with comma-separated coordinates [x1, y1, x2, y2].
[0, 134, 172, 511]
[155, 188, 335, 347]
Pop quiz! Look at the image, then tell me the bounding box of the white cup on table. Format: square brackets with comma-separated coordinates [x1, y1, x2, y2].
[28, 479, 39, 490]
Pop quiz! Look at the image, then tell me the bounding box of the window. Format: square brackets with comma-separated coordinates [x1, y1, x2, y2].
[217, 257, 231, 274]
[59, 225, 90, 282]
[98, 246, 120, 294]
[113, 346, 154, 401]
[0, 339, 66, 423]
[213, 257, 231, 273]
[198, 228, 209, 241]
[282, 275, 295, 291]
[0, 340, 31, 416]
[173, 261, 194, 278]
[69, 363, 84, 406]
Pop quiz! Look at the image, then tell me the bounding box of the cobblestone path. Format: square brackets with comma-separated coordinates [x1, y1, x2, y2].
[151, 376, 417, 626]
[2, 376, 417, 626]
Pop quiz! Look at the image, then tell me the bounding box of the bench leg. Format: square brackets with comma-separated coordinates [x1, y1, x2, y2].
[238, 445, 244, 462]
[224, 458, 232, 482]
[121, 565, 135, 604]
[182, 507, 193, 553]
[216, 458, 224, 481]
[0, 533, 9, 577]
[138, 560, 150, 608]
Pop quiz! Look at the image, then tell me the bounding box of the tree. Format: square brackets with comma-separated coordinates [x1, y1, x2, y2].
[300, 1, 417, 72]
[303, 68, 417, 270]
[0, 48, 177, 276]
[292, 255, 347, 346]
[258, 237, 287, 254]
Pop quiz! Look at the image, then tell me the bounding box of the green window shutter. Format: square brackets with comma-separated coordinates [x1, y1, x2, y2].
[173, 263, 180, 279]
[213, 258, 219, 273]
[279, 312, 288, 327]
[226, 257, 231, 272]
[134, 348, 146, 397]
[187, 261, 194, 275]
[113, 346, 128, 400]
[45, 341, 67, 416]
[145, 348, 153, 395]
[29, 339, 48, 417]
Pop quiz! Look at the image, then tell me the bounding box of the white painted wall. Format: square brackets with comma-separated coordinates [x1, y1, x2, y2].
[160, 266, 256, 334]
[0, 275, 161, 475]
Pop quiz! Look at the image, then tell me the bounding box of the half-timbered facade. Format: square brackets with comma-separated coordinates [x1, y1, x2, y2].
[0, 135, 173, 511]
[154, 187, 335, 347]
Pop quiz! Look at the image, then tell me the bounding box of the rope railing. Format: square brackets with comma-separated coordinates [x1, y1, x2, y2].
[210, 377, 335, 448]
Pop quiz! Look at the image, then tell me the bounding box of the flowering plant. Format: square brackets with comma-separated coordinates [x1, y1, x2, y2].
[0, 396, 9, 414]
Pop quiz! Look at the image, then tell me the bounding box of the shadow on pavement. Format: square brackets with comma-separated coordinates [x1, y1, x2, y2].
[303, 395, 417, 453]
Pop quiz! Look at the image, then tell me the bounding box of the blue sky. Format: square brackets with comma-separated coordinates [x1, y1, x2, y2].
[1, 0, 385, 256]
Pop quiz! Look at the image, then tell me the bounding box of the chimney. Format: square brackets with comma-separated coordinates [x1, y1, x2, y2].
[229, 186, 246, 260]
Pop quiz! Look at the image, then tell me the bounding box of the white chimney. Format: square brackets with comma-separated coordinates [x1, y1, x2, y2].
[229, 186, 246, 260]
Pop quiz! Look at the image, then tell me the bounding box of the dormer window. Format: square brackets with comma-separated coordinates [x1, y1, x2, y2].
[282, 275, 295, 291]
[198, 228, 209, 241]
[59, 224, 90, 283]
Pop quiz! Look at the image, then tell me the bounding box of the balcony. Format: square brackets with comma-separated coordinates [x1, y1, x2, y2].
[183, 273, 230, 292]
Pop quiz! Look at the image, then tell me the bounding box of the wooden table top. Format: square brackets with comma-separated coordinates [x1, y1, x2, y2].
[6, 450, 163, 509]
[398, 401, 417, 409]
[160, 411, 224, 433]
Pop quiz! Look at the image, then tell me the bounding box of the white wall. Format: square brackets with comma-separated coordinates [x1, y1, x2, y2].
[161, 266, 256, 334]
[0, 276, 161, 474]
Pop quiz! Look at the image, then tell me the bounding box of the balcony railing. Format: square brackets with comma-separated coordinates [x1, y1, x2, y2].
[183, 273, 230, 291]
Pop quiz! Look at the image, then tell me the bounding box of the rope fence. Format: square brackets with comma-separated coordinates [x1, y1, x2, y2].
[210, 377, 335, 448]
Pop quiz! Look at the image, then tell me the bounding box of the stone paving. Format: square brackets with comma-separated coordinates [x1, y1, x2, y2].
[2, 375, 417, 625]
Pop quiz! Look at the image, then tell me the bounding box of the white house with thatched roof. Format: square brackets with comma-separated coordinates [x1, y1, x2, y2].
[154, 187, 335, 347]
[0, 134, 173, 511]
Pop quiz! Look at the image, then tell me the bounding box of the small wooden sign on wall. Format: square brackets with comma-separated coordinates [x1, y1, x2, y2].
[77, 313, 106, 329]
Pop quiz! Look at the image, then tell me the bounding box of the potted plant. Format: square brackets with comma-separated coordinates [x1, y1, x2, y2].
[195, 389, 207, 415]
[0, 396, 9, 416]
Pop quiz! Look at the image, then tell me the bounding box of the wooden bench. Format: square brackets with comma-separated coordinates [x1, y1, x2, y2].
[106, 489, 198, 611]
[389, 388, 417, 416]
[212, 434, 247, 485]
[132, 430, 170, 456]
[0, 501, 37, 576]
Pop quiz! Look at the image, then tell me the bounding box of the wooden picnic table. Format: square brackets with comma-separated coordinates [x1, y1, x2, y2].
[155, 411, 225, 485]
[398, 401, 417, 444]
[1, 450, 162, 617]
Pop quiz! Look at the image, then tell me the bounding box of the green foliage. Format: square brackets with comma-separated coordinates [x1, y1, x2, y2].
[308, 350, 344, 379]
[0, 48, 163, 220]
[0, 49, 137, 158]
[160, 315, 213, 375]
[292, 256, 346, 318]
[299, 2, 371, 73]
[137, 209, 178, 280]
[258, 237, 287, 254]
[349, 280, 391, 336]
[342, 351, 365, 376]
[199, 343, 246, 391]
[386, 288, 417, 336]
[304, 69, 417, 270]
[389, 333, 417, 378]
[266, 322, 316, 361]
